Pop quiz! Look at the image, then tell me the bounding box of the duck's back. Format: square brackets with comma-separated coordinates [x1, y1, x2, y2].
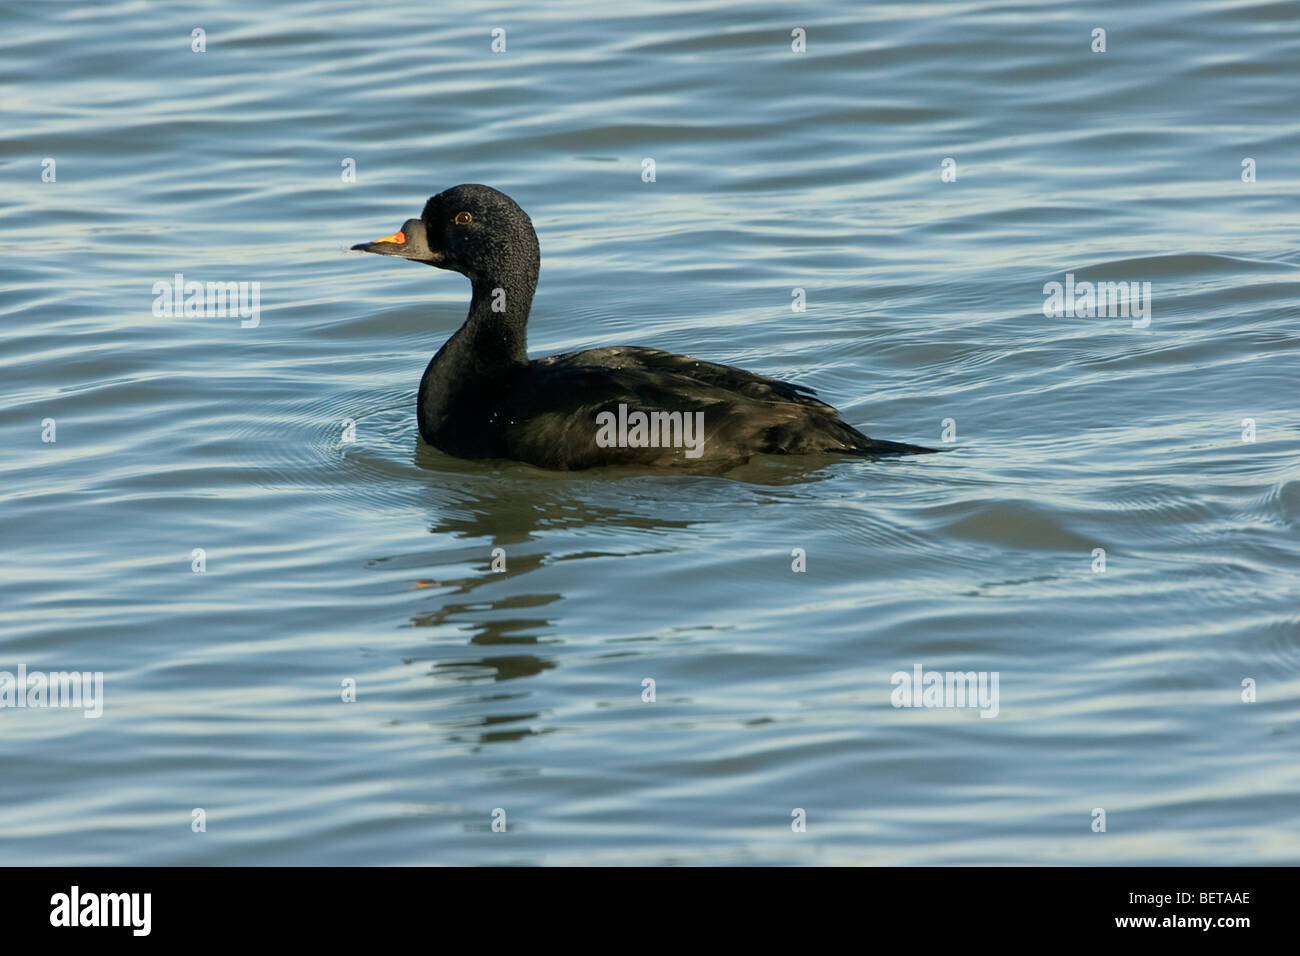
[471, 346, 934, 471]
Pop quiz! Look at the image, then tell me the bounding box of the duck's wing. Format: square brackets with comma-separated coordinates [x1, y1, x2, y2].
[536, 347, 833, 410]
[501, 348, 925, 470]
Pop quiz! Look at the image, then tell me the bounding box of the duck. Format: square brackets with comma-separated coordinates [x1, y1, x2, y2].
[352, 184, 937, 470]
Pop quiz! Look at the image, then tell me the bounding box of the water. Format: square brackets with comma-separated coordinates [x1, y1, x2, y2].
[2, 0, 1298, 865]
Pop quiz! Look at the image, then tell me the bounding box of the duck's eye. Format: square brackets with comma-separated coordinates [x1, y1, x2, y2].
[454, 211, 473, 225]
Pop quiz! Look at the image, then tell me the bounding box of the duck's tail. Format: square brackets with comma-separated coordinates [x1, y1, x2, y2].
[848, 438, 942, 456]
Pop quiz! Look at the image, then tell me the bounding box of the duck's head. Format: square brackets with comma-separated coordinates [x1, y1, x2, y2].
[351, 184, 538, 283]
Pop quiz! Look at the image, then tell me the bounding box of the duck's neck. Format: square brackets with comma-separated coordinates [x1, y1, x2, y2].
[432, 273, 535, 375]
[419, 269, 536, 439]
[457, 272, 534, 369]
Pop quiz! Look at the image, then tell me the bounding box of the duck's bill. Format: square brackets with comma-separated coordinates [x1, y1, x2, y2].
[351, 230, 407, 254]
[350, 219, 441, 262]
